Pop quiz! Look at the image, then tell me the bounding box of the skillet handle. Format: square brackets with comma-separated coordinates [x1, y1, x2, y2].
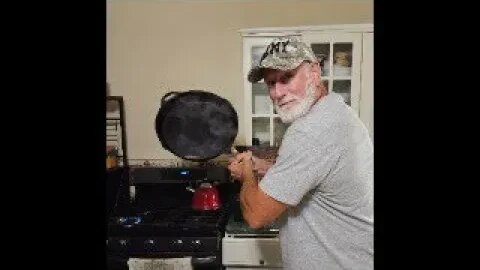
[161, 91, 180, 106]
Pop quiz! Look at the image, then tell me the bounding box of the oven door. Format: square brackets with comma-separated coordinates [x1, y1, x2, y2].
[107, 234, 224, 269]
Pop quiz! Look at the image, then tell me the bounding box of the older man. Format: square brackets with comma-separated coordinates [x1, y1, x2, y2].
[228, 37, 373, 270]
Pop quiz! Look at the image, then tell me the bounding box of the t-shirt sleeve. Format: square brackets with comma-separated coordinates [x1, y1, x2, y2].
[259, 127, 342, 206]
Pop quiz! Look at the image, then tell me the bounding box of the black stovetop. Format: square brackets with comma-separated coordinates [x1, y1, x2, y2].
[108, 205, 231, 237]
[107, 167, 236, 238]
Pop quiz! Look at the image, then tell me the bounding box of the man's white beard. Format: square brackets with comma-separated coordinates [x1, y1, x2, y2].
[274, 81, 317, 123]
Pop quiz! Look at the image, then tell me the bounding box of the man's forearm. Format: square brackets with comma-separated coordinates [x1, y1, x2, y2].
[238, 162, 287, 229]
[239, 168, 260, 222]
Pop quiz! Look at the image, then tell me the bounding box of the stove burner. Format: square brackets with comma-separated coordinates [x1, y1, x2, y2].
[112, 210, 159, 225]
[116, 216, 142, 226]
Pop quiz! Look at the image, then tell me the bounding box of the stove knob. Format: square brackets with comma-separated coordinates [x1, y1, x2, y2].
[191, 239, 202, 251]
[117, 239, 128, 252]
[144, 239, 155, 250]
[171, 239, 183, 251]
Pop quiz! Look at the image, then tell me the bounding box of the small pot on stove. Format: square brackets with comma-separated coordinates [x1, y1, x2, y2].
[187, 182, 222, 211]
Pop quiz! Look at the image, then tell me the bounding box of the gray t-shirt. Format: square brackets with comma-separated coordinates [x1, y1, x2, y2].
[259, 92, 373, 270]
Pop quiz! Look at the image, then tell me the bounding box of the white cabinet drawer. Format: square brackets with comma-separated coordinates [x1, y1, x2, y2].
[222, 237, 282, 267]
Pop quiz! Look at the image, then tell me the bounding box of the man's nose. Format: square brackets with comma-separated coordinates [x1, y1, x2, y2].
[271, 83, 287, 99]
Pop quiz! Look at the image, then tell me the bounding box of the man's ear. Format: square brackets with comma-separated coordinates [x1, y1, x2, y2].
[312, 62, 321, 74]
[310, 62, 322, 85]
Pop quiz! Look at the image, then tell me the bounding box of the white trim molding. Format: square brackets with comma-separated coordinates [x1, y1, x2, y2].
[239, 24, 373, 37]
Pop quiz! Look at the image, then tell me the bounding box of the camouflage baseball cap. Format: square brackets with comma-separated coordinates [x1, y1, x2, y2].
[247, 36, 318, 83]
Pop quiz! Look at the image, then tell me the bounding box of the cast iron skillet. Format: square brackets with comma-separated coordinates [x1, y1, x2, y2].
[155, 90, 238, 162]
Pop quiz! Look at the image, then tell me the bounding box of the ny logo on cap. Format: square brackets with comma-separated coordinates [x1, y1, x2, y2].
[260, 39, 291, 62]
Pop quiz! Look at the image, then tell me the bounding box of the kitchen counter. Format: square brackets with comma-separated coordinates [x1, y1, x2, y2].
[225, 215, 279, 236]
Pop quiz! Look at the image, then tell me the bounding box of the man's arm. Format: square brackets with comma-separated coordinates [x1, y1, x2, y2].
[237, 153, 288, 229]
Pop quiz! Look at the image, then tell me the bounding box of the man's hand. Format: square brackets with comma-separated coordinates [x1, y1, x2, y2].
[228, 151, 273, 181]
[252, 156, 273, 177]
[227, 151, 253, 183]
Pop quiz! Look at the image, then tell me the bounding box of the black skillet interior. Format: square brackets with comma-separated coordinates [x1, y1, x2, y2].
[155, 90, 238, 162]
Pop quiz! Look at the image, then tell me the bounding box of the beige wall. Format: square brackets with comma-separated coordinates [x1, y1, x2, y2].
[107, 0, 373, 160]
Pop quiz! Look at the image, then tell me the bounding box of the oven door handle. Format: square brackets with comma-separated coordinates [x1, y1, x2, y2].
[191, 256, 217, 266]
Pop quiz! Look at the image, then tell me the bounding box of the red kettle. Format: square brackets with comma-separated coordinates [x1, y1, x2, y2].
[187, 183, 222, 211]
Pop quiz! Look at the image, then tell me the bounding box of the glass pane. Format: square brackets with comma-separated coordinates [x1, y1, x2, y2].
[273, 118, 290, 147]
[333, 80, 351, 105]
[310, 43, 330, 76]
[106, 97, 126, 167]
[322, 80, 329, 93]
[252, 118, 270, 146]
[333, 43, 353, 76]
[252, 83, 270, 114]
[251, 46, 266, 67]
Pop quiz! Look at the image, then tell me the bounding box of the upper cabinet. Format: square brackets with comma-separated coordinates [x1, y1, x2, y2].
[302, 32, 362, 113]
[240, 24, 373, 146]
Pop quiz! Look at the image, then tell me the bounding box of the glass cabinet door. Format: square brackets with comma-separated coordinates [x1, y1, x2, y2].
[252, 82, 270, 114]
[302, 33, 362, 113]
[252, 117, 270, 146]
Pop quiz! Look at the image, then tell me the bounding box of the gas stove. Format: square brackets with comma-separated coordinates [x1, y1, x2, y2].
[106, 166, 235, 270]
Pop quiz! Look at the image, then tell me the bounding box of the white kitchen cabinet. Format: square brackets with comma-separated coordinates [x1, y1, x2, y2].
[240, 24, 373, 145]
[360, 32, 373, 141]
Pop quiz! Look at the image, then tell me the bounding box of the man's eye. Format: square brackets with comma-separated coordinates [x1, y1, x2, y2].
[280, 74, 293, 84]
